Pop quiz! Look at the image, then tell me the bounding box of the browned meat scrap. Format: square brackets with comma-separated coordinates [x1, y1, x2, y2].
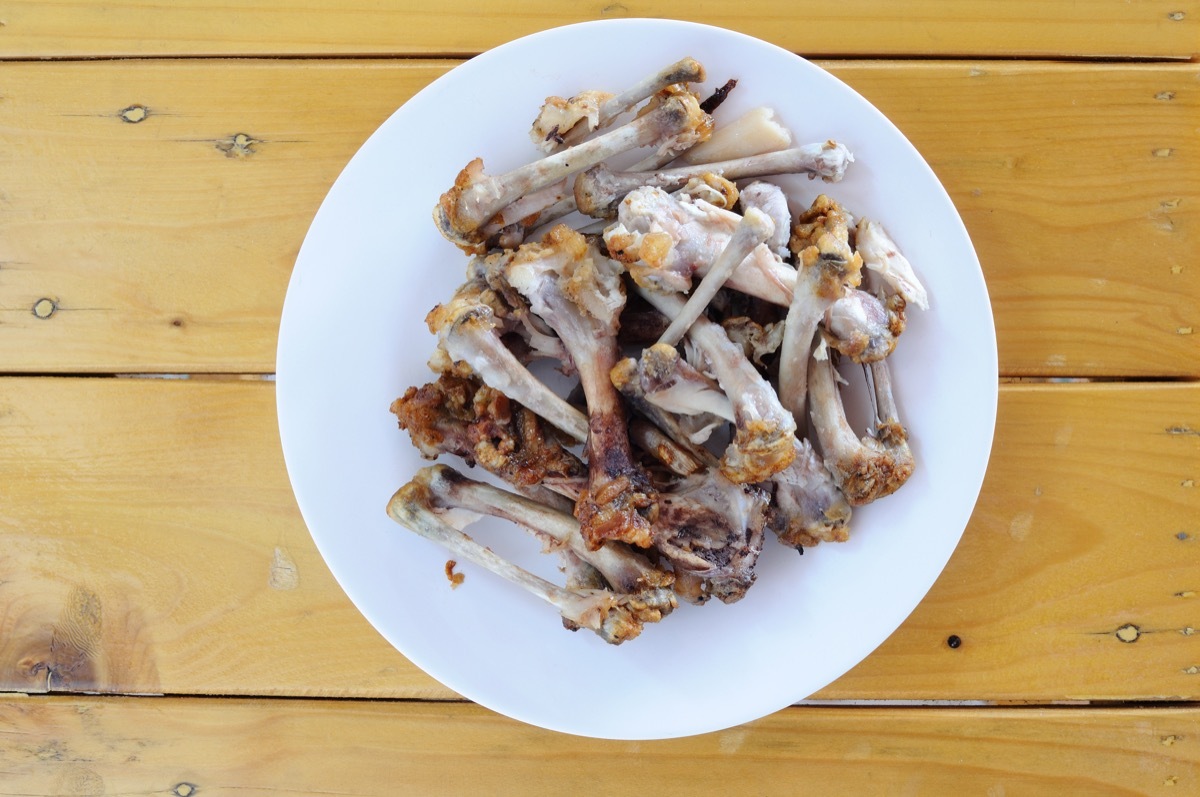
[391, 372, 585, 502]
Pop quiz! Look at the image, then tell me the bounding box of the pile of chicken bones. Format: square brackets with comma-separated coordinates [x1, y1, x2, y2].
[387, 57, 929, 644]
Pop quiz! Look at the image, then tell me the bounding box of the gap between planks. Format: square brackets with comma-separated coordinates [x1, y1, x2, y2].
[0, 53, 1194, 64]
[3, 690, 1197, 710]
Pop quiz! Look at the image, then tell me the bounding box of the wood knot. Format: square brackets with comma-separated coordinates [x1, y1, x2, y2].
[32, 297, 58, 319]
[173, 783, 199, 797]
[119, 104, 149, 123]
[216, 133, 259, 158]
[946, 634, 962, 649]
[1115, 623, 1140, 643]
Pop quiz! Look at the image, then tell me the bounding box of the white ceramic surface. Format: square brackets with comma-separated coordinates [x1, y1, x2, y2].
[277, 19, 997, 740]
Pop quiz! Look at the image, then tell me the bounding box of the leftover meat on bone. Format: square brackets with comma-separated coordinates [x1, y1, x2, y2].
[436, 90, 712, 253]
[392, 57, 926, 642]
[576, 142, 854, 219]
[503, 226, 658, 551]
[779, 194, 863, 433]
[388, 468, 668, 644]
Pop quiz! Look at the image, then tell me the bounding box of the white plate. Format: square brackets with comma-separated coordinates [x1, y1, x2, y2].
[277, 19, 997, 740]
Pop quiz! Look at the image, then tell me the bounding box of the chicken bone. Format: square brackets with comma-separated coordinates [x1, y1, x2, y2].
[856, 218, 929, 311]
[435, 90, 711, 253]
[427, 278, 589, 443]
[778, 193, 864, 433]
[674, 106, 793, 166]
[575, 141, 853, 219]
[604, 186, 795, 304]
[654, 468, 770, 605]
[636, 286, 798, 484]
[533, 58, 707, 152]
[503, 226, 658, 551]
[388, 471, 665, 644]
[415, 464, 675, 602]
[808, 355, 914, 506]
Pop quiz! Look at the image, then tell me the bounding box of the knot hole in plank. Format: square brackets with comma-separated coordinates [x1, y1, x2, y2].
[119, 105, 149, 123]
[32, 297, 57, 319]
[216, 133, 259, 158]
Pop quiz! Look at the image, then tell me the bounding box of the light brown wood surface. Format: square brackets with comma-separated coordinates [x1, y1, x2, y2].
[2, 1, 1197, 780]
[2, 697, 1199, 795]
[2, 378, 1196, 702]
[0, 60, 1196, 376]
[1, 1, 1196, 59]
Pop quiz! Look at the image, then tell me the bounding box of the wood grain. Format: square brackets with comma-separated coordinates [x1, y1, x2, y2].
[834, 61, 1200, 378]
[1, 378, 1197, 701]
[0, 60, 1195, 376]
[0, 377, 447, 700]
[1, 697, 1199, 795]
[0, 1, 1196, 59]
[0, 60, 447, 374]
[829, 382, 1200, 701]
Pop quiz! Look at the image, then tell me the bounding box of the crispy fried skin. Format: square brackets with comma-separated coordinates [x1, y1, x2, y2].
[652, 471, 769, 604]
[832, 436, 915, 507]
[721, 417, 797, 484]
[807, 356, 915, 506]
[391, 373, 585, 491]
[789, 194, 863, 294]
[572, 394, 658, 551]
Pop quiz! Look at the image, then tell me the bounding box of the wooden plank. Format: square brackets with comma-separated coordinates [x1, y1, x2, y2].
[0, 1, 1195, 59]
[1, 697, 1199, 794]
[1, 378, 1198, 702]
[0, 60, 1195, 376]
[0, 377, 447, 699]
[827, 382, 1200, 701]
[837, 62, 1200, 379]
[0, 60, 448, 374]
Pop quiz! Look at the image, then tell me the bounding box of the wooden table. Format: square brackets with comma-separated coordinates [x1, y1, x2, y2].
[2, 2, 1198, 792]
